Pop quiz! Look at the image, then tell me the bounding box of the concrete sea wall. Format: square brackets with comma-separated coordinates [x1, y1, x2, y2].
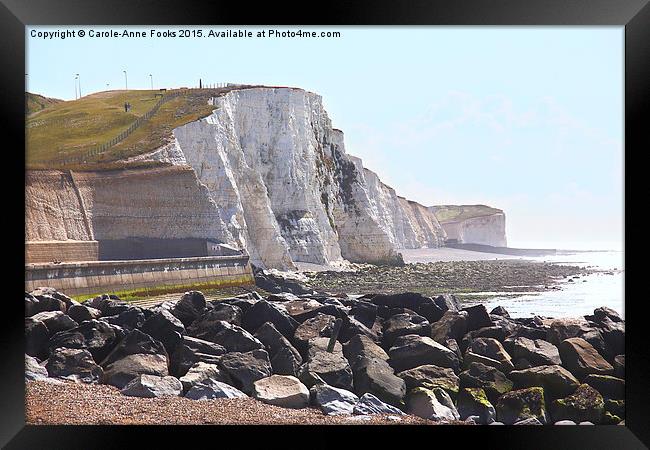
[25, 255, 253, 297]
[25, 240, 99, 264]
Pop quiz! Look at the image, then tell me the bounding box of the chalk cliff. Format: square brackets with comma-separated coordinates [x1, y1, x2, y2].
[155, 88, 446, 267]
[431, 205, 507, 247]
[26, 167, 231, 243]
[27, 87, 449, 269]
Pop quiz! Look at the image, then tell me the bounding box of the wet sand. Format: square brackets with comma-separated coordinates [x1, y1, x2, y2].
[400, 247, 523, 263]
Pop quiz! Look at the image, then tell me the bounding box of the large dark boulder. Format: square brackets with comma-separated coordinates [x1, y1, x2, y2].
[102, 307, 146, 331]
[46, 347, 103, 383]
[102, 353, 169, 389]
[190, 320, 262, 353]
[460, 326, 508, 355]
[48, 319, 120, 363]
[219, 296, 259, 316]
[596, 317, 624, 359]
[508, 365, 579, 399]
[67, 304, 102, 323]
[510, 337, 561, 366]
[253, 267, 312, 295]
[339, 315, 378, 343]
[26, 293, 66, 317]
[343, 334, 389, 370]
[381, 312, 430, 349]
[30, 311, 78, 335]
[559, 337, 614, 380]
[211, 302, 244, 325]
[270, 346, 303, 378]
[242, 300, 299, 339]
[352, 357, 406, 407]
[290, 304, 346, 323]
[254, 322, 302, 376]
[461, 304, 493, 332]
[186, 307, 244, 342]
[300, 338, 354, 391]
[292, 313, 336, 358]
[546, 318, 594, 347]
[30, 287, 76, 309]
[433, 294, 460, 314]
[84, 295, 131, 317]
[48, 330, 85, 354]
[397, 365, 460, 399]
[170, 291, 207, 327]
[613, 355, 625, 378]
[551, 383, 605, 424]
[507, 324, 548, 343]
[490, 306, 510, 318]
[459, 362, 513, 403]
[349, 301, 378, 329]
[169, 335, 226, 378]
[100, 329, 167, 367]
[25, 317, 50, 359]
[388, 334, 460, 373]
[457, 387, 496, 424]
[218, 349, 272, 395]
[495, 387, 548, 425]
[430, 311, 468, 343]
[591, 306, 623, 323]
[371, 292, 444, 323]
[466, 338, 514, 373]
[140, 310, 185, 354]
[584, 374, 624, 400]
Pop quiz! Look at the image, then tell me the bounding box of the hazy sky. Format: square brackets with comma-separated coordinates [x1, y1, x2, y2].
[27, 26, 624, 250]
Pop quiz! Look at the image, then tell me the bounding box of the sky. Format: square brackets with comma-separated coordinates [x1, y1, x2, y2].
[26, 26, 624, 250]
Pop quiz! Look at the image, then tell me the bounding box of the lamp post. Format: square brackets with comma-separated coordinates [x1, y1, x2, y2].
[149, 74, 153, 90]
[123, 70, 128, 90]
[74, 74, 79, 99]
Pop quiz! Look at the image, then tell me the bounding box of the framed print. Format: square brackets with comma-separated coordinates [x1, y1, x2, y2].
[1, 0, 648, 448]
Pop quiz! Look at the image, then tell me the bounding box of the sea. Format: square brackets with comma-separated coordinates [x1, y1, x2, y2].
[459, 250, 624, 319]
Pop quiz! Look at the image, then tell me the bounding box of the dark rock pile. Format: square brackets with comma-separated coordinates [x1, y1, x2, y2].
[25, 287, 625, 424]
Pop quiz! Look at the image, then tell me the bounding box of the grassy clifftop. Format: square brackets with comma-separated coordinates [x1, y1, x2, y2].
[26, 89, 220, 170]
[431, 204, 503, 223]
[26, 92, 62, 114]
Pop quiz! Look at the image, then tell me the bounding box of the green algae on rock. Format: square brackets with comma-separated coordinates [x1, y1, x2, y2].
[495, 386, 548, 425]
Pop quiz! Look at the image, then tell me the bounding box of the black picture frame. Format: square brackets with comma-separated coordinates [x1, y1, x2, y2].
[2, 0, 647, 448]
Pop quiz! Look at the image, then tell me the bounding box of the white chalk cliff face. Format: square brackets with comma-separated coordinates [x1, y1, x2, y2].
[436, 213, 507, 247]
[149, 87, 447, 269]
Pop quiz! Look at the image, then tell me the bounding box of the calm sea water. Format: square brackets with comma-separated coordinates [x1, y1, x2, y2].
[462, 250, 624, 319]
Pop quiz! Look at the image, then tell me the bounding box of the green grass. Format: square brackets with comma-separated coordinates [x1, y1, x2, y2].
[26, 89, 218, 170]
[26, 92, 62, 114]
[71, 275, 256, 302]
[431, 204, 503, 223]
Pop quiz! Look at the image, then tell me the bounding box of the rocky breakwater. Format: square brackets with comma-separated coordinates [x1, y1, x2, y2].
[25, 286, 624, 425]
